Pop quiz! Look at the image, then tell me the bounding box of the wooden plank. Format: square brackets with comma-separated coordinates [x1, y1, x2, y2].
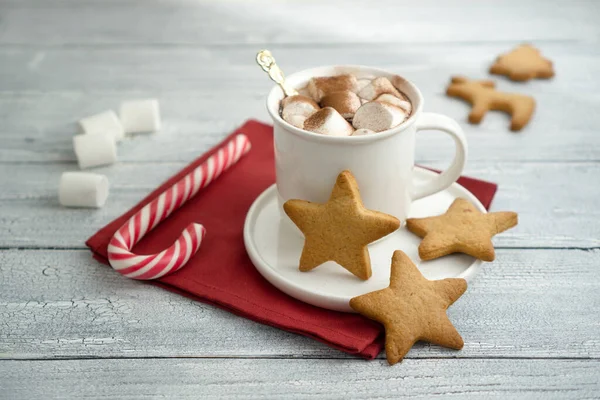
[1, 43, 598, 94]
[0, 89, 598, 164]
[0, 161, 598, 248]
[0, 42, 598, 163]
[1, 358, 599, 399]
[1, 249, 598, 360]
[0, 0, 598, 45]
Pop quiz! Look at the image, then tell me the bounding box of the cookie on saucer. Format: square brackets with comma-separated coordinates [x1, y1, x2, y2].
[406, 198, 518, 261]
[283, 170, 400, 280]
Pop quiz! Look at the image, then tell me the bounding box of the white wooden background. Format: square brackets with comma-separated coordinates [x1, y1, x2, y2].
[1, 0, 599, 398]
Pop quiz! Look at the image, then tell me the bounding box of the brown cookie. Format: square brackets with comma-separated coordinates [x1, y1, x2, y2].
[350, 250, 467, 365]
[490, 44, 554, 82]
[406, 198, 518, 261]
[283, 170, 400, 280]
[446, 76, 536, 131]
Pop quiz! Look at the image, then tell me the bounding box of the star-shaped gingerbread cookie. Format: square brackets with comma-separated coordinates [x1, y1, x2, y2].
[406, 198, 518, 261]
[490, 44, 554, 82]
[283, 170, 400, 280]
[350, 250, 467, 365]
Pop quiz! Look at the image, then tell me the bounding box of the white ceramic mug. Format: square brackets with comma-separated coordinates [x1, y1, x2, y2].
[267, 65, 467, 223]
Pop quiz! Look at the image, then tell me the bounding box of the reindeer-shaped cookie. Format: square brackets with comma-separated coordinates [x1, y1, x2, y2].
[446, 76, 535, 131]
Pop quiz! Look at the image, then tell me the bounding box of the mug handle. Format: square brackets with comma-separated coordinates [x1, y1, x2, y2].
[411, 112, 468, 200]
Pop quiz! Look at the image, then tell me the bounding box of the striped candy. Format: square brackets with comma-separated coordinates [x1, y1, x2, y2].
[107, 134, 251, 280]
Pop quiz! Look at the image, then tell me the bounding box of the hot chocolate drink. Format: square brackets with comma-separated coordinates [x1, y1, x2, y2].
[279, 73, 412, 136]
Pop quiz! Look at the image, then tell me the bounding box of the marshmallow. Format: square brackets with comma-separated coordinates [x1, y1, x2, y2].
[287, 114, 308, 129]
[352, 101, 407, 132]
[375, 94, 412, 114]
[119, 99, 161, 134]
[357, 77, 402, 101]
[390, 75, 409, 92]
[320, 90, 361, 119]
[303, 107, 354, 137]
[355, 78, 372, 93]
[297, 86, 314, 100]
[282, 95, 320, 120]
[352, 128, 376, 136]
[73, 133, 117, 169]
[78, 110, 125, 142]
[59, 172, 109, 208]
[307, 74, 357, 102]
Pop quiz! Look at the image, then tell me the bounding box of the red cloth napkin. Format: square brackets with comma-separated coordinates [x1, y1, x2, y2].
[87, 120, 497, 359]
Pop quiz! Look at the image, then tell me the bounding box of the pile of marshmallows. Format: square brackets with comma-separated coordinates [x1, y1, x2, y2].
[59, 99, 160, 209]
[281, 74, 412, 136]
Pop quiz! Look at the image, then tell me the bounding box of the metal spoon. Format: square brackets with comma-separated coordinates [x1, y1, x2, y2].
[256, 50, 298, 97]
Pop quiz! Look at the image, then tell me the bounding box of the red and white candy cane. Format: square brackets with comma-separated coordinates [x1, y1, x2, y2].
[107, 134, 251, 280]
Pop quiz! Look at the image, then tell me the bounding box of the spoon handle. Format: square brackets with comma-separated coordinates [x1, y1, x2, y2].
[256, 50, 298, 97]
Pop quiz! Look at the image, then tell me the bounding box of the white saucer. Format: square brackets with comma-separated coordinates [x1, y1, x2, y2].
[243, 167, 484, 313]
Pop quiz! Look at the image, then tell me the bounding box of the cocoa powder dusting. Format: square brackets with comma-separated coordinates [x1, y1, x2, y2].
[314, 74, 356, 95]
[304, 108, 334, 130]
[320, 91, 361, 118]
[282, 94, 319, 109]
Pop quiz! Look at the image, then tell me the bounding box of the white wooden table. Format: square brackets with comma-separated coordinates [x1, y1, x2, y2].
[1, 1, 599, 398]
